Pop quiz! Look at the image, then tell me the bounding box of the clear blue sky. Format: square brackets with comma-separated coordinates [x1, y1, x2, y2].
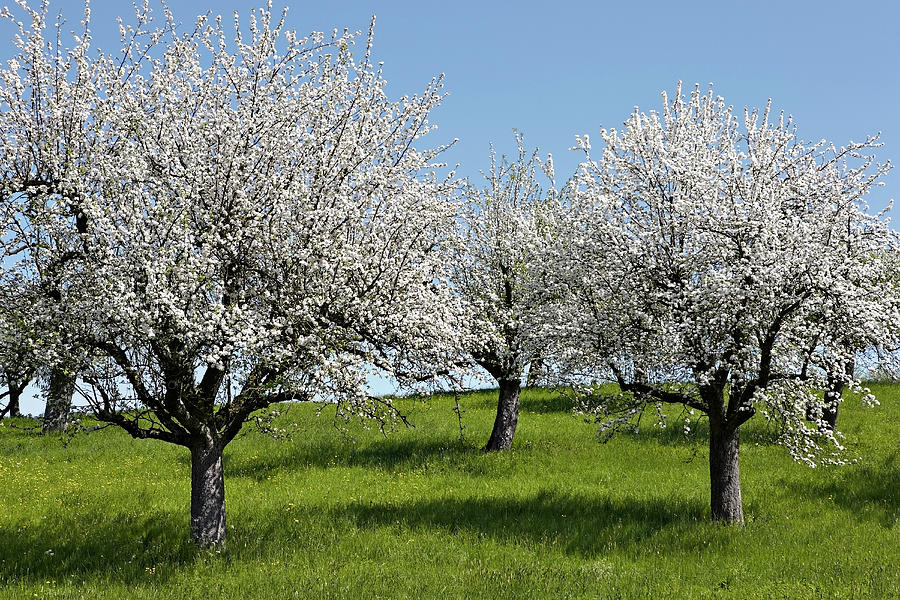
[27, 0, 900, 201]
[7, 0, 899, 413]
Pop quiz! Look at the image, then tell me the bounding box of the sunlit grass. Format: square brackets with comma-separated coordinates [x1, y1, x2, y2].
[0, 385, 897, 599]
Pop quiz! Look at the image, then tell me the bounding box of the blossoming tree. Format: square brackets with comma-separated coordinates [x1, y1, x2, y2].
[0, 285, 37, 419]
[555, 83, 897, 524]
[450, 135, 559, 450]
[0, 1, 461, 547]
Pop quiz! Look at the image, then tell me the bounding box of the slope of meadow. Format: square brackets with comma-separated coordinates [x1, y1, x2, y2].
[0, 385, 897, 599]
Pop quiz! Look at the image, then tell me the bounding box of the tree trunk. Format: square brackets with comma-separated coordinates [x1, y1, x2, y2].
[526, 358, 543, 388]
[1, 376, 23, 419]
[190, 435, 227, 549]
[633, 361, 648, 386]
[484, 377, 521, 452]
[822, 358, 853, 430]
[805, 357, 853, 429]
[708, 411, 744, 525]
[821, 375, 842, 431]
[42, 367, 75, 433]
[6, 386, 21, 418]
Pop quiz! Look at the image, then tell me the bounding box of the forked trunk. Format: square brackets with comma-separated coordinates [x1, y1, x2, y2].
[709, 412, 743, 525]
[484, 377, 521, 452]
[190, 436, 227, 548]
[6, 388, 21, 418]
[1, 382, 22, 419]
[42, 367, 74, 433]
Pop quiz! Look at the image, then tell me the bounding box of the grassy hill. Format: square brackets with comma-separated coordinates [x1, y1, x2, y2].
[0, 385, 897, 599]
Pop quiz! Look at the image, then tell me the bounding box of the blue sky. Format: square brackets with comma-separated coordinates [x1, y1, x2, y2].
[19, 0, 900, 200]
[7, 0, 899, 413]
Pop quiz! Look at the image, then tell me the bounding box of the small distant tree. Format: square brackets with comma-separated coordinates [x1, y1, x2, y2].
[0, 321, 33, 420]
[0, 280, 45, 420]
[0, 2, 460, 547]
[804, 333, 857, 432]
[555, 83, 896, 524]
[450, 134, 559, 451]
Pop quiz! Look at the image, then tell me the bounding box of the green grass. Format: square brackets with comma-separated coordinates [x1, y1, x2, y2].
[0, 385, 897, 599]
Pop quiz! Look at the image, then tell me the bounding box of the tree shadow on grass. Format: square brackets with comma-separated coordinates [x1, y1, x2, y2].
[336, 489, 710, 558]
[519, 388, 577, 414]
[616, 422, 709, 447]
[1, 490, 712, 585]
[225, 437, 486, 482]
[0, 509, 197, 585]
[788, 453, 899, 528]
[438, 386, 578, 415]
[594, 414, 783, 449]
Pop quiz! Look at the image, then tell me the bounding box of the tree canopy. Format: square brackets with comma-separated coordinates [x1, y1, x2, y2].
[546, 82, 897, 523]
[0, 0, 462, 546]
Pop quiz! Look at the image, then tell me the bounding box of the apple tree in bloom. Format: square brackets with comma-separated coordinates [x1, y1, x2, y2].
[0, 281, 39, 419]
[0, 1, 97, 431]
[450, 134, 559, 451]
[0, 1, 461, 547]
[553, 83, 897, 524]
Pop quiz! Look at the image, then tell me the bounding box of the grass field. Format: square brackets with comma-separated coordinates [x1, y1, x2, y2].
[0, 384, 897, 599]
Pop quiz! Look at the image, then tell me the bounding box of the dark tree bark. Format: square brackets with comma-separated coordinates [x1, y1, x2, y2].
[805, 357, 854, 430]
[42, 367, 75, 433]
[1, 376, 24, 419]
[708, 408, 744, 525]
[633, 361, 648, 386]
[822, 358, 853, 430]
[6, 388, 21, 417]
[820, 375, 842, 431]
[190, 433, 227, 549]
[525, 358, 543, 388]
[3, 386, 22, 418]
[484, 377, 521, 452]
